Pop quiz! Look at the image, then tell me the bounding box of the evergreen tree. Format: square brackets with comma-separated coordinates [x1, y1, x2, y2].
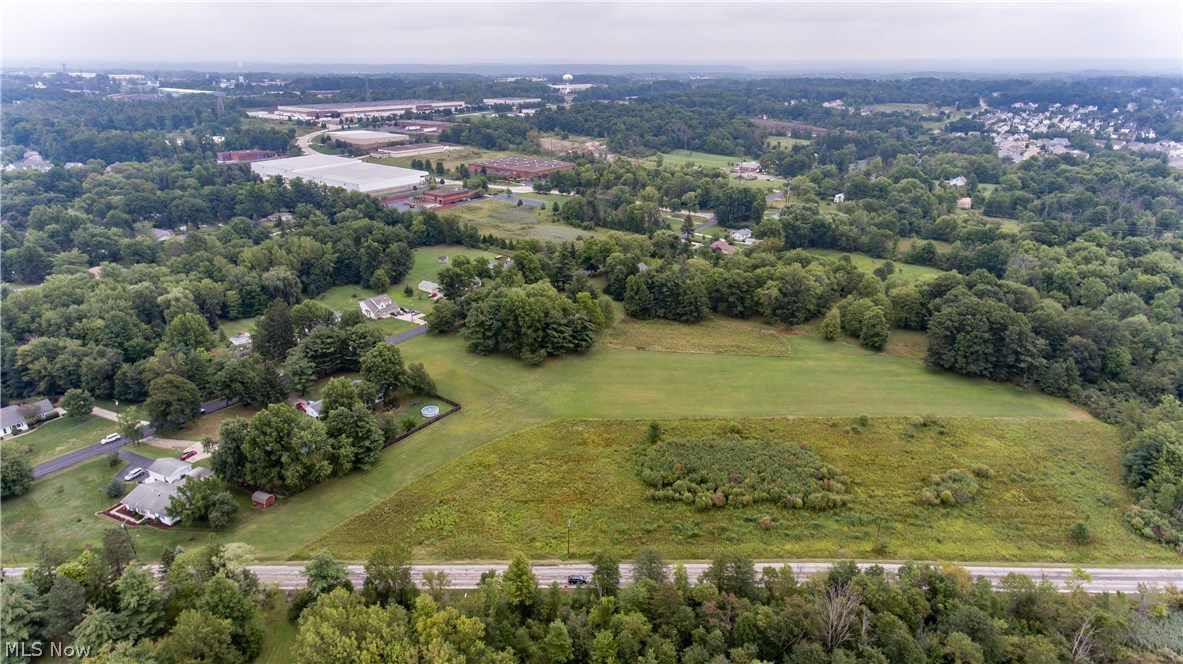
[254, 299, 296, 361]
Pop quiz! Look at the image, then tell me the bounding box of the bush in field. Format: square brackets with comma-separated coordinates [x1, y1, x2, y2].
[638, 436, 850, 511]
[920, 468, 985, 507]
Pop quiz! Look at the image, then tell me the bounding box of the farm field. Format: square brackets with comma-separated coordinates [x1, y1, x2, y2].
[802, 248, 946, 284]
[315, 417, 1171, 563]
[0, 322, 1086, 564]
[440, 199, 606, 243]
[2, 416, 117, 465]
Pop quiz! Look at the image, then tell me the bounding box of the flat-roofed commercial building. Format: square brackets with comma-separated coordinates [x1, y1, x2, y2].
[482, 97, 543, 106]
[328, 130, 410, 148]
[251, 153, 428, 196]
[275, 99, 465, 120]
[469, 156, 576, 181]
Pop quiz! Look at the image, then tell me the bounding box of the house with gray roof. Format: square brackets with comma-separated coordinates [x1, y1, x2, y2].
[359, 294, 397, 319]
[120, 483, 182, 526]
[146, 458, 194, 484]
[0, 399, 55, 437]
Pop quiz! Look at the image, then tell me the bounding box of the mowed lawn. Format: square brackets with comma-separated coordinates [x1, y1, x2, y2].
[391, 245, 499, 314]
[0, 456, 252, 563]
[803, 248, 945, 284]
[643, 150, 746, 170]
[1, 322, 1085, 564]
[441, 199, 604, 243]
[313, 417, 1172, 563]
[2, 416, 117, 465]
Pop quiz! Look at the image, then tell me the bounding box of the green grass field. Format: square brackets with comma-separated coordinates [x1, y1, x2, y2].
[644, 150, 745, 170]
[0, 320, 1087, 564]
[171, 404, 261, 443]
[315, 417, 1170, 563]
[3, 416, 117, 465]
[604, 315, 794, 357]
[803, 249, 946, 284]
[440, 199, 606, 243]
[765, 137, 812, 150]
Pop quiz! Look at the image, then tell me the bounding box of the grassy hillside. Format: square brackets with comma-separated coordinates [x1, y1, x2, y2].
[0, 320, 1086, 564]
[441, 200, 604, 243]
[308, 417, 1170, 563]
[3, 416, 117, 465]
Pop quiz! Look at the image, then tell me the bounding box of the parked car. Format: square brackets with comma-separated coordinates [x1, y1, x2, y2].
[567, 575, 589, 586]
[296, 402, 307, 412]
[123, 467, 145, 482]
[180, 450, 197, 461]
[99, 433, 121, 445]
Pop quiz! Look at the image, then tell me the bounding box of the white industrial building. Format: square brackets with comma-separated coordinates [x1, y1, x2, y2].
[274, 99, 465, 120]
[251, 153, 429, 196]
[328, 130, 409, 148]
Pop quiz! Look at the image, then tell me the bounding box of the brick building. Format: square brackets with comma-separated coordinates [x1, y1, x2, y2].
[420, 187, 476, 206]
[217, 149, 278, 163]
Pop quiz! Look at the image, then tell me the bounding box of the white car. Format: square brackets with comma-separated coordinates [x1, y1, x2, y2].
[123, 467, 145, 482]
[99, 433, 121, 445]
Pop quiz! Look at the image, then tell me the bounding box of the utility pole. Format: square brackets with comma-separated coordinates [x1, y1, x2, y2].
[121, 523, 137, 557]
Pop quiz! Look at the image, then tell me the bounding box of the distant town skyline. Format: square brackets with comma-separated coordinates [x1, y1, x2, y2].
[4, 1, 1181, 73]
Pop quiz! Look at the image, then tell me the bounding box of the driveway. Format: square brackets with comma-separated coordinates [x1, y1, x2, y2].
[112, 449, 155, 483]
[32, 397, 238, 479]
[386, 324, 429, 345]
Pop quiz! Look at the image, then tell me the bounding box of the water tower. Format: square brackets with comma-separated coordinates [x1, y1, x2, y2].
[561, 73, 573, 93]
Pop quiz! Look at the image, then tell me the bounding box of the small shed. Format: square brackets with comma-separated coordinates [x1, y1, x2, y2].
[252, 491, 275, 508]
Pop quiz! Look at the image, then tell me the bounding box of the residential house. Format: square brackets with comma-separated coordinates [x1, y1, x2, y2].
[228, 331, 252, 347]
[359, 294, 397, 320]
[145, 458, 195, 484]
[833, 193, 846, 203]
[736, 161, 762, 173]
[729, 228, 753, 242]
[119, 483, 182, 526]
[710, 239, 736, 254]
[946, 176, 968, 187]
[0, 399, 54, 437]
[148, 228, 175, 242]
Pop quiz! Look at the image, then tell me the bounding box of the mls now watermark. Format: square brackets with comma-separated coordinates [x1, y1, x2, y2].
[6, 641, 92, 659]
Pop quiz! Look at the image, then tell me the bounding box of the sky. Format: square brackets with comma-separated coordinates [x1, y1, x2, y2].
[3, 1, 1181, 72]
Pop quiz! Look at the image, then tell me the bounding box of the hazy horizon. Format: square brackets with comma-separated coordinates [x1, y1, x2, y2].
[4, 1, 1181, 76]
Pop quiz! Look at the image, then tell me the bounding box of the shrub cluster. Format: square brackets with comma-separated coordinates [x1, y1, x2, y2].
[919, 466, 991, 506]
[639, 437, 850, 511]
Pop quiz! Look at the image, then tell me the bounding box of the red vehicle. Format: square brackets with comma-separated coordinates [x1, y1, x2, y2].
[180, 450, 198, 461]
[296, 402, 307, 412]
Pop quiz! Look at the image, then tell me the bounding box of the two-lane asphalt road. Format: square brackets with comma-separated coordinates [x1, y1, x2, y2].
[31, 397, 239, 478]
[4, 562, 1177, 594]
[240, 562, 1180, 594]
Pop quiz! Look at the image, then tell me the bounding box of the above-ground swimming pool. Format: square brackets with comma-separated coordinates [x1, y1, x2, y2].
[421, 405, 440, 418]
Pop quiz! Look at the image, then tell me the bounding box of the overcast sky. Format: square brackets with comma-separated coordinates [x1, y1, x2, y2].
[3, 1, 1181, 71]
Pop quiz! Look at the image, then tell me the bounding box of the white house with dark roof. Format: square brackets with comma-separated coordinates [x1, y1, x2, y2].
[120, 483, 181, 526]
[0, 399, 54, 437]
[359, 294, 397, 319]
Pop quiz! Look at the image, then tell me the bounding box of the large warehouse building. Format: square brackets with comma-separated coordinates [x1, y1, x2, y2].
[274, 99, 465, 120]
[328, 129, 409, 148]
[251, 153, 428, 195]
[469, 156, 576, 181]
